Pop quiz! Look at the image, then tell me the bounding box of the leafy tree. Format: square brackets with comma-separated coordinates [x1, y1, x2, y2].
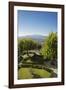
[18, 38, 42, 65]
[40, 32, 57, 61]
[18, 38, 40, 56]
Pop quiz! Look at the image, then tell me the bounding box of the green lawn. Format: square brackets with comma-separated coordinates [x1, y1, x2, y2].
[18, 68, 33, 79]
[32, 68, 51, 78]
[18, 67, 51, 79]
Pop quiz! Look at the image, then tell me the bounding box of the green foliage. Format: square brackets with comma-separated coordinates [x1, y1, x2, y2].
[18, 38, 39, 51]
[18, 38, 41, 57]
[40, 32, 57, 61]
[18, 38, 40, 64]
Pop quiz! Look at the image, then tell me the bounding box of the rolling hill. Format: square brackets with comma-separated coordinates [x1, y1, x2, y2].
[18, 35, 47, 43]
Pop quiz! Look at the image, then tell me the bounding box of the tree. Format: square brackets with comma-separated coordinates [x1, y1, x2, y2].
[40, 32, 57, 61]
[18, 38, 39, 56]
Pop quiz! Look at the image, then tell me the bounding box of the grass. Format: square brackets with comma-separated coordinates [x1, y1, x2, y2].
[32, 68, 51, 78]
[18, 67, 51, 79]
[18, 68, 32, 79]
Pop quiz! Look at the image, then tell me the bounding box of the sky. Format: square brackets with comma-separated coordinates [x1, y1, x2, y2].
[17, 10, 57, 37]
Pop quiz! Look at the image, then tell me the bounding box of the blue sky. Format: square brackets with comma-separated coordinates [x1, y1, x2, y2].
[17, 10, 57, 37]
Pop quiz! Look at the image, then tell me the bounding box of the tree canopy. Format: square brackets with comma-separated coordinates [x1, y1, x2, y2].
[40, 32, 57, 61]
[18, 38, 41, 55]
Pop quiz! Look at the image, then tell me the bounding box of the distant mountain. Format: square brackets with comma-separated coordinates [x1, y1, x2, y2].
[19, 35, 46, 39]
[18, 35, 47, 43]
